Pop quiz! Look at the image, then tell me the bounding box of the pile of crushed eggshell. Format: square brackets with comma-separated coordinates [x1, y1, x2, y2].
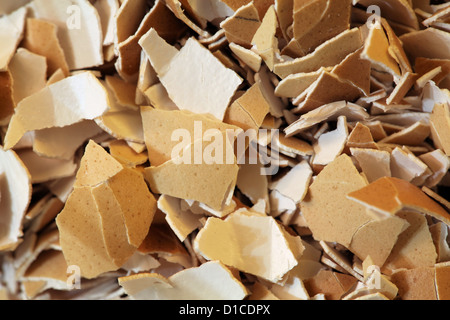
[0, 0, 450, 300]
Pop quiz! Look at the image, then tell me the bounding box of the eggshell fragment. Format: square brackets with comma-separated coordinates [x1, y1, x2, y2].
[119, 261, 248, 300]
[55, 141, 156, 279]
[301, 154, 372, 247]
[28, 0, 104, 70]
[0, 148, 32, 251]
[4, 72, 110, 150]
[347, 176, 450, 225]
[194, 210, 304, 282]
[0, 7, 27, 71]
[21, 18, 69, 77]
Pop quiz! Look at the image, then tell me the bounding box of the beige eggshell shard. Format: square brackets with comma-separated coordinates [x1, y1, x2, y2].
[361, 23, 401, 77]
[74, 140, 123, 188]
[107, 140, 148, 167]
[224, 81, 270, 131]
[331, 47, 371, 96]
[358, 0, 418, 30]
[430, 222, 450, 263]
[157, 195, 202, 242]
[9, 48, 47, 106]
[194, 211, 304, 283]
[114, 0, 148, 46]
[275, 68, 328, 99]
[275, 0, 293, 40]
[400, 28, 450, 62]
[346, 122, 378, 150]
[164, 38, 242, 121]
[137, 220, 190, 257]
[423, 189, 450, 219]
[248, 281, 280, 300]
[251, 5, 280, 71]
[4, 71, 110, 150]
[370, 98, 416, 115]
[237, 161, 269, 210]
[274, 28, 364, 79]
[422, 82, 450, 113]
[312, 115, 349, 166]
[229, 43, 262, 73]
[269, 271, 311, 300]
[389, 147, 432, 183]
[144, 142, 239, 212]
[293, 0, 352, 56]
[139, 28, 178, 74]
[270, 160, 312, 204]
[119, 260, 248, 300]
[383, 211, 437, 272]
[140, 28, 242, 121]
[390, 267, 438, 300]
[372, 112, 430, 128]
[292, 71, 363, 113]
[379, 121, 431, 146]
[224, 97, 261, 132]
[55, 186, 119, 279]
[347, 176, 450, 226]
[94, 0, 120, 46]
[0, 0, 30, 15]
[381, 21, 413, 75]
[0, 70, 15, 124]
[422, 5, 450, 26]
[21, 18, 70, 77]
[26, 197, 63, 233]
[33, 120, 104, 160]
[301, 154, 373, 248]
[303, 269, 358, 300]
[115, 5, 156, 81]
[141, 108, 241, 167]
[415, 67, 444, 90]
[319, 241, 364, 282]
[435, 262, 450, 300]
[274, 132, 314, 157]
[419, 149, 450, 188]
[430, 103, 450, 156]
[2, 0, 450, 301]
[56, 141, 156, 279]
[0, 147, 32, 251]
[349, 213, 408, 267]
[28, 0, 104, 70]
[255, 65, 285, 118]
[17, 149, 77, 184]
[285, 101, 369, 137]
[96, 108, 145, 144]
[136, 47, 159, 102]
[360, 120, 388, 141]
[184, 0, 234, 24]
[354, 292, 390, 300]
[350, 148, 391, 183]
[23, 250, 68, 292]
[165, 0, 210, 38]
[143, 83, 178, 111]
[0, 7, 27, 71]
[46, 69, 66, 86]
[415, 58, 450, 86]
[103, 167, 157, 247]
[386, 72, 418, 105]
[105, 76, 138, 110]
[220, 2, 261, 48]
[115, 0, 187, 81]
[346, 269, 399, 300]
